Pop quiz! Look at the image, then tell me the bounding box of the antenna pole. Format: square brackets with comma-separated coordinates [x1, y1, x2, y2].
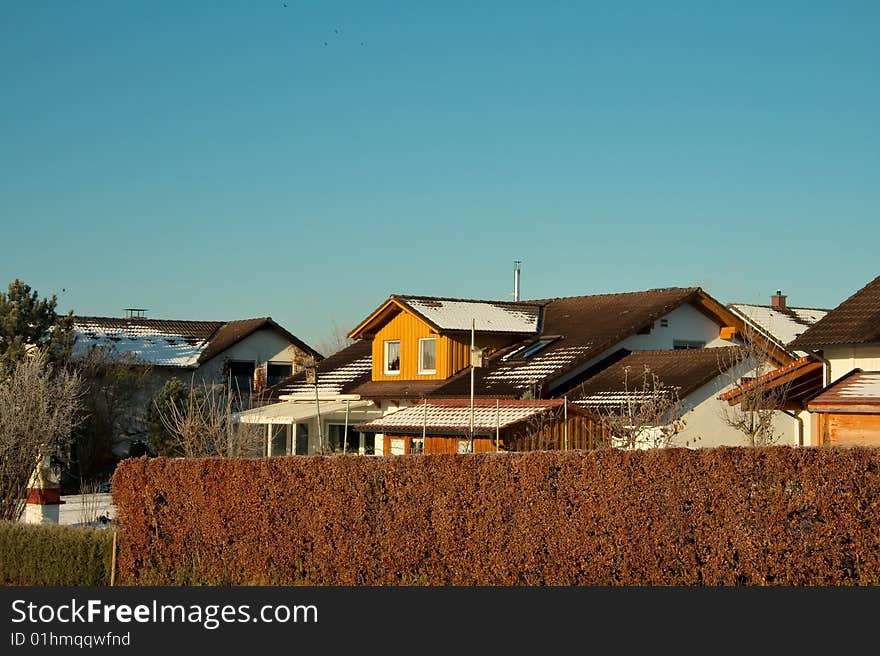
[513, 260, 521, 302]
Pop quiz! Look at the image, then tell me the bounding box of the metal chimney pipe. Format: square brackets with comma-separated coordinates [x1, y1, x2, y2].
[513, 260, 521, 301]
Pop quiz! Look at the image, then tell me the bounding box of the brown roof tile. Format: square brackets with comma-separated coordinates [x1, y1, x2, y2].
[563, 347, 743, 402]
[349, 379, 449, 400]
[789, 275, 880, 349]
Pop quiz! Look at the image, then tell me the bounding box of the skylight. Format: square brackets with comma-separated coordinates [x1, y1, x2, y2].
[506, 335, 561, 360]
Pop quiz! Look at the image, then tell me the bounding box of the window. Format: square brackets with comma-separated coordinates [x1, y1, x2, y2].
[228, 361, 255, 395]
[418, 338, 436, 374]
[390, 438, 406, 455]
[384, 340, 401, 375]
[295, 424, 309, 455]
[410, 438, 425, 454]
[266, 361, 293, 387]
[270, 425, 288, 457]
[673, 340, 705, 350]
[327, 424, 361, 454]
[660, 319, 669, 327]
[457, 439, 471, 454]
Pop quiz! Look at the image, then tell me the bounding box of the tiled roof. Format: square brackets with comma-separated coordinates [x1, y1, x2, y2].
[73, 316, 224, 367]
[808, 370, 880, 410]
[349, 379, 449, 400]
[73, 315, 319, 368]
[266, 339, 372, 400]
[434, 287, 704, 397]
[789, 275, 880, 349]
[355, 398, 584, 435]
[396, 295, 542, 333]
[728, 304, 828, 349]
[563, 347, 742, 408]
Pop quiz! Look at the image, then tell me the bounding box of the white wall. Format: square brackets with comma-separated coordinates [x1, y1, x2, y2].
[672, 361, 800, 449]
[824, 344, 880, 384]
[198, 328, 307, 383]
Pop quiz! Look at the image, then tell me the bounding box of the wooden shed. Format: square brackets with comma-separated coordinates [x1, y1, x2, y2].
[355, 398, 606, 454]
[808, 370, 880, 446]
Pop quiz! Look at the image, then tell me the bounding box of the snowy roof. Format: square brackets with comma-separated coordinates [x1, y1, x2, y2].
[72, 315, 319, 369]
[573, 390, 677, 409]
[728, 304, 829, 349]
[73, 317, 222, 367]
[478, 345, 595, 394]
[397, 296, 541, 333]
[268, 340, 373, 399]
[808, 370, 880, 410]
[356, 399, 578, 434]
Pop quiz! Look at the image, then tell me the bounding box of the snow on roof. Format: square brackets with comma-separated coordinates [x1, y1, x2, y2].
[400, 296, 541, 333]
[72, 319, 214, 367]
[357, 400, 564, 433]
[729, 304, 828, 348]
[573, 390, 677, 409]
[278, 354, 373, 398]
[480, 345, 593, 392]
[833, 372, 880, 398]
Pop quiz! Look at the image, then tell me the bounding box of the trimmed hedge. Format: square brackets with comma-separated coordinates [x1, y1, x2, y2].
[112, 447, 880, 585]
[0, 521, 114, 586]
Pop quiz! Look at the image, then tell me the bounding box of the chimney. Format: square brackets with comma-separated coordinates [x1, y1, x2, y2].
[513, 260, 521, 302]
[770, 290, 787, 310]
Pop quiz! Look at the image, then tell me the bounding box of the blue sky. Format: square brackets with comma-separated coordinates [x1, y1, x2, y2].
[1, 1, 878, 353]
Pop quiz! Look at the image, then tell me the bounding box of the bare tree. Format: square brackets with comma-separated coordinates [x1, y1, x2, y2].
[317, 317, 354, 357]
[0, 350, 82, 521]
[716, 328, 792, 447]
[155, 378, 265, 458]
[591, 366, 686, 450]
[69, 344, 153, 484]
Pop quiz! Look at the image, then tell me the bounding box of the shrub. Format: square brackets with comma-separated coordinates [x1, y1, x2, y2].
[112, 447, 880, 586]
[0, 521, 114, 586]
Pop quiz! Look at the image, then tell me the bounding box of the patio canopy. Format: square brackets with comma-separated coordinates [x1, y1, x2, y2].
[235, 399, 379, 425]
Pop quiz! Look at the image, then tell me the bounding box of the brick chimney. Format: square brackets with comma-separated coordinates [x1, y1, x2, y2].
[771, 290, 787, 310]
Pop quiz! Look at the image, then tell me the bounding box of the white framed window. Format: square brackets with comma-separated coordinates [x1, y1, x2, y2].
[384, 340, 401, 375]
[418, 338, 437, 374]
[410, 438, 425, 454]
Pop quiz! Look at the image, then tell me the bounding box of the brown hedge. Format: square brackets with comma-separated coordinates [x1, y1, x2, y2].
[111, 447, 880, 585]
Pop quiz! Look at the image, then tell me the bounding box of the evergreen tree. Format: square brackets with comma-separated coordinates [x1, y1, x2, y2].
[0, 279, 74, 367]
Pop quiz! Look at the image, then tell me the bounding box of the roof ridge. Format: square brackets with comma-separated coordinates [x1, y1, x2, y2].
[393, 293, 545, 307]
[527, 286, 700, 304]
[74, 315, 226, 324]
[727, 303, 831, 312]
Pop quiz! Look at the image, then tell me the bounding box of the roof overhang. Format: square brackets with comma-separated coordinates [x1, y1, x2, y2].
[234, 399, 379, 425]
[719, 357, 824, 410]
[348, 298, 419, 340]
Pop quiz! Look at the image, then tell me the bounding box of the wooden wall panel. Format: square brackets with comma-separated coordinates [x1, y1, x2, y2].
[826, 413, 880, 446]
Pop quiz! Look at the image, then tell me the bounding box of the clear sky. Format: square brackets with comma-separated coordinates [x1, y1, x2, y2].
[2, 1, 878, 353]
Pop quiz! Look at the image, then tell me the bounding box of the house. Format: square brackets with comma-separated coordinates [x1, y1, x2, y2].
[242, 286, 799, 454]
[722, 274, 880, 446]
[71, 311, 322, 453]
[728, 290, 829, 356]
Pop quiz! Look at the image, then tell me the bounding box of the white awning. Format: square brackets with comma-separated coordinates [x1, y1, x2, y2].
[234, 399, 379, 425]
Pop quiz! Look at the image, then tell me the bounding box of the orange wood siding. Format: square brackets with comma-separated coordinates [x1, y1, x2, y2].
[371, 312, 522, 381]
[385, 435, 500, 454]
[823, 413, 880, 446]
[372, 312, 447, 380]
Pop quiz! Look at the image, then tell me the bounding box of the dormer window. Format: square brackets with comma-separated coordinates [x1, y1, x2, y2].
[506, 335, 561, 360]
[418, 338, 436, 375]
[384, 340, 401, 375]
